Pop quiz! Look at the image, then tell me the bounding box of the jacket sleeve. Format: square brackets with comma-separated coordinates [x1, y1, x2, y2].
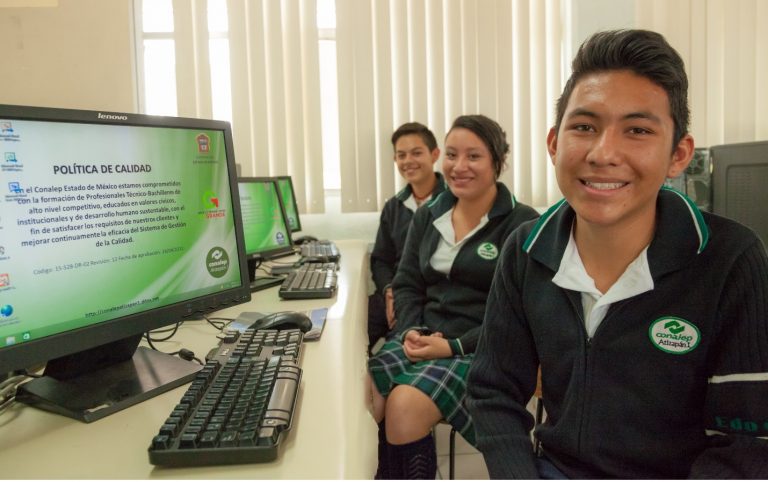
[688, 239, 768, 478]
[466, 234, 540, 479]
[453, 326, 482, 355]
[370, 204, 397, 294]
[391, 208, 428, 335]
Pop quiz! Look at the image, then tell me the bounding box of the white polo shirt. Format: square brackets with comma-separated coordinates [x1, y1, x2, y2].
[429, 208, 489, 275]
[551, 226, 655, 338]
[403, 192, 431, 212]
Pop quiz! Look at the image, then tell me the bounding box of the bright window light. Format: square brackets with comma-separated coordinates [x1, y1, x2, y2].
[143, 39, 177, 116]
[142, 0, 174, 33]
[207, 0, 229, 33]
[316, 0, 336, 29]
[209, 38, 232, 123]
[319, 39, 340, 190]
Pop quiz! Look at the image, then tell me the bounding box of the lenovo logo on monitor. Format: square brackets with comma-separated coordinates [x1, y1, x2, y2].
[97, 112, 129, 121]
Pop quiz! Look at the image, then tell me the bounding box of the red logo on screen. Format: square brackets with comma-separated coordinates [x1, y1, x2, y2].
[197, 134, 210, 153]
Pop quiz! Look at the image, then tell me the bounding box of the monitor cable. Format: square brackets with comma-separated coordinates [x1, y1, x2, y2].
[143, 324, 203, 365]
[0, 370, 41, 415]
[142, 334, 204, 366]
[145, 321, 183, 342]
[202, 314, 235, 331]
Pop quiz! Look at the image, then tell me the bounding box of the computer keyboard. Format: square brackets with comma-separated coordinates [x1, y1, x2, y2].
[299, 240, 340, 262]
[302, 261, 338, 271]
[148, 327, 304, 467]
[278, 264, 338, 299]
[270, 261, 337, 276]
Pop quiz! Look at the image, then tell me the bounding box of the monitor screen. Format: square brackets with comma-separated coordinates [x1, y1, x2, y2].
[238, 177, 294, 260]
[275, 176, 301, 233]
[0, 104, 251, 421]
[237, 177, 294, 292]
[710, 140, 768, 247]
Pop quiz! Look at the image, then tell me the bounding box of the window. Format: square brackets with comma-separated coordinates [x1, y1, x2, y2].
[206, 0, 232, 124]
[137, 0, 176, 116]
[137, 0, 340, 209]
[317, 0, 340, 193]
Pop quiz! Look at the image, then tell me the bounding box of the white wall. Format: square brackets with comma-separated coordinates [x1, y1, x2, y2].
[0, 0, 135, 112]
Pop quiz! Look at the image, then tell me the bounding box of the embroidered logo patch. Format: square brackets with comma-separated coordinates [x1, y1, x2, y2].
[477, 242, 498, 260]
[648, 317, 700, 355]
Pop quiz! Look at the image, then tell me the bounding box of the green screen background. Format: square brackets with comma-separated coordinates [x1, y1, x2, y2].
[277, 178, 300, 231]
[0, 120, 243, 346]
[239, 181, 291, 255]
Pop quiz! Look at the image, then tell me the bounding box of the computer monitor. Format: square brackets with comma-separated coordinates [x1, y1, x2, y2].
[237, 177, 295, 291]
[0, 104, 251, 421]
[275, 176, 302, 234]
[710, 140, 768, 247]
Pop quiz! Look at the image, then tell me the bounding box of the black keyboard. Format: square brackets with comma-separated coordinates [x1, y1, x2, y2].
[148, 327, 304, 467]
[299, 240, 340, 262]
[278, 264, 338, 299]
[302, 261, 338, 271]
[270, 261, 337, 276]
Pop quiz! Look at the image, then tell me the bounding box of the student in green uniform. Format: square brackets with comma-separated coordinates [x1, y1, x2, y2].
[467, 29, 768, 479]
[368, 122, 446, 352]
[368, 114, 539, 479]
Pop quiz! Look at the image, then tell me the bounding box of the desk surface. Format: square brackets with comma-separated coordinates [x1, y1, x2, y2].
[0, 240, 377, 479]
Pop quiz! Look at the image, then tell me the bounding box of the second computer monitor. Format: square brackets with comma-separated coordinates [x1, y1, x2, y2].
[275, 176, 302, 233]
[238, 177, 294, 261]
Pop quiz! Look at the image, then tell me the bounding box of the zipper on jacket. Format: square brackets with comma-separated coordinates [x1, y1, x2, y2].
[563, 292, 591, 456]
[573, 300, 628, 456]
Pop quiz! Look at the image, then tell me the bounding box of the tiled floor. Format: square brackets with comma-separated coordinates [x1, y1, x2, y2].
[435, 422, 488, 479]
[434, 396, 540, 479]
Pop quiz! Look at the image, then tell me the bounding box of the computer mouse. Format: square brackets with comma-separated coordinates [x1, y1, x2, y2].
[293, 235, 318, 245]
[255, 311, 313, 333]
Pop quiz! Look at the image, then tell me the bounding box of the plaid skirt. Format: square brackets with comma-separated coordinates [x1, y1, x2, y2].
[368, 339, 476, 446]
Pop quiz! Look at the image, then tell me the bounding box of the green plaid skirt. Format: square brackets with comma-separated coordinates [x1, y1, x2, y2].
[368, 339, 476, 446]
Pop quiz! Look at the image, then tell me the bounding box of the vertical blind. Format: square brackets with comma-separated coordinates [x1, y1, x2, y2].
[336, 0, 564, 212]
[225, 0, 326, 214]
[165, 0, 768, 214]
[172, 0, 567, 213]
[635, 0, 768, 148]
[172, 0, 326, 214]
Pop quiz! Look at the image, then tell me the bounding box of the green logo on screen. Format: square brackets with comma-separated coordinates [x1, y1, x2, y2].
[202, 190, 220, 210]
[477, 242, 499, 260]
[206, 247, 230, 278]
[648, 317, 700, 354]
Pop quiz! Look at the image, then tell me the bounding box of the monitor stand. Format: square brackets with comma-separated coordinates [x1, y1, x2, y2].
[15, 335, 200, 423]
[249, 275, 285, 292]
[247, 257, 285, 292]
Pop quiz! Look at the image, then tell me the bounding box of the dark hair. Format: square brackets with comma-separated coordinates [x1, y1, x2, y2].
[447, 114, 509, 178]
[391, 122, 438, 152]
[554, 29, 689, 150]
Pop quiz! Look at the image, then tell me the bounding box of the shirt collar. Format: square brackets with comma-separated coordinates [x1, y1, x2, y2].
[395, 171, 448, 202]
[428, 181, 517, 220]
[552, 224, 654, 303]
[433, 209, 489, 246]
[524, 188, 710, 279]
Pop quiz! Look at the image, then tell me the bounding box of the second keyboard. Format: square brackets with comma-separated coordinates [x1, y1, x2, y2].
[278, 264, 338, 299]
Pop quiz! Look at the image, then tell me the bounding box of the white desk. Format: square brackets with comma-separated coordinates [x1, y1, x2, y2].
[0, 240, 377, 479]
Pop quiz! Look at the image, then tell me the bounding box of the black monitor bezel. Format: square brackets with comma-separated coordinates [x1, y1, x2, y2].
[237, 176, 296, 261]
[0, 103, 252, 374]
[274, 175, 302, 233]
[710, 140, 768, 247]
